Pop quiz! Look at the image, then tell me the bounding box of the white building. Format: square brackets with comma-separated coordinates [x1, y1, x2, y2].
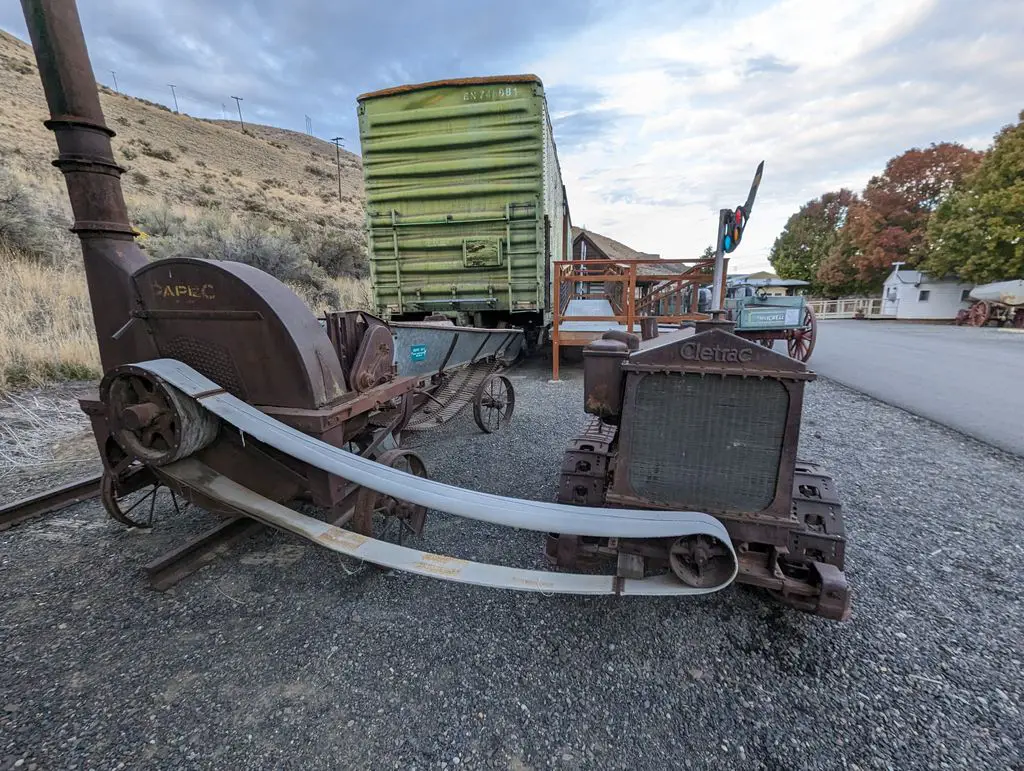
[881, 266, 973, 320]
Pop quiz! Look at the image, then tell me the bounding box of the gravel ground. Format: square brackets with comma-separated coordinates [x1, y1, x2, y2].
[1, 358, 1022, 771]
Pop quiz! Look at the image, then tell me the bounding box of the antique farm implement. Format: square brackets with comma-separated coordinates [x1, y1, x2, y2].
[956, 279, 1024, 328]
[16, 0, 849, 618]
[725, 285, 818, 361]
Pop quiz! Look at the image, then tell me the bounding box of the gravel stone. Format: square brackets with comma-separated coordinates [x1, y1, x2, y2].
[1, 357, 1021, 770]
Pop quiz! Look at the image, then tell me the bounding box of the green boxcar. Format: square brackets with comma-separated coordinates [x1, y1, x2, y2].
[357, 75, 571, 341]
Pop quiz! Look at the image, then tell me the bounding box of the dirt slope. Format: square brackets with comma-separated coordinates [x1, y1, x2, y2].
[0, 28, 365, 230]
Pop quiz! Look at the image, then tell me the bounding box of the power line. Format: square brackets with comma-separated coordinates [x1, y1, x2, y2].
[331, 137, 345, 203]
[230, 95, 245, 131]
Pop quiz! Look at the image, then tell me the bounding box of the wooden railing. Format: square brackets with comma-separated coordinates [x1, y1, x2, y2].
[806, 297, 887, 319]
[550, 257, 723, 380]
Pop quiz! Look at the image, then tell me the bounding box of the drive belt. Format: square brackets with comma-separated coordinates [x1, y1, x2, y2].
[137, 359, 739, 595]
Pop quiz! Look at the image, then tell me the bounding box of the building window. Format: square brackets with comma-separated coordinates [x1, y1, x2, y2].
[961, 289, 971, 302]
[918, 290, 930, 301]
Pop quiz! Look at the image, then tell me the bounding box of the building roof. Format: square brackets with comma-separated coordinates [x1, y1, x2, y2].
[728, 271, 809, 288]
[572, 226, 658, 262]
[358, 74, 541, 101]
[572, 227, 685, 278]
[886, 268, 926, 285]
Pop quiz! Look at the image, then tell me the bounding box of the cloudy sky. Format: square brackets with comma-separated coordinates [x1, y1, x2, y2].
[3, 0, 1021, 271]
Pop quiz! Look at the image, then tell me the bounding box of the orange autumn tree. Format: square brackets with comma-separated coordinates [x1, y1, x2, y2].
[818, 143, 982, 293]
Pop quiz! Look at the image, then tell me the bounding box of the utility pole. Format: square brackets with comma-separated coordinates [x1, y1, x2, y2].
[110, 70, 118, 93]
[231, 96, 245, 131]
[305, 115, 312, 135]
[168, 84, 178, 113]
[331, 137, 345, 202]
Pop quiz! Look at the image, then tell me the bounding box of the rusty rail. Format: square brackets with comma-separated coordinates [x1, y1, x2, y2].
[0, 474, 102, 531]
[550, 257, 726, 380]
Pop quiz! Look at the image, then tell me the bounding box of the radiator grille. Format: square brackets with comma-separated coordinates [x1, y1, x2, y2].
[628, 373, 788, 511]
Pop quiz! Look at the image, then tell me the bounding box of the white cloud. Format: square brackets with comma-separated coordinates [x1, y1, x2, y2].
[532, 0, 1024, 271]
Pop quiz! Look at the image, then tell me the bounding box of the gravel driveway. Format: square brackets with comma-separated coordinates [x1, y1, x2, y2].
[1, 359, 1021, 770]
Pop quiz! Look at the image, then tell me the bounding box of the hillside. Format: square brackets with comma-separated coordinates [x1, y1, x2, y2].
[0, 28, 366, 232]
[0, 27, 373, 392]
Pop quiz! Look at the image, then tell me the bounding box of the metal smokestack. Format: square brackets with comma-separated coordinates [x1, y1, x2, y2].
[21, 0, 155, 370]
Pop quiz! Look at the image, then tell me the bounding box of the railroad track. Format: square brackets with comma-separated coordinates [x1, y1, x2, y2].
[0, 474, 103, 531]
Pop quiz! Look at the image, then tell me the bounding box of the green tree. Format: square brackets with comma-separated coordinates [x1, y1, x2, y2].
[769, 189, 855, 293]
[922, 111, 1024, 283]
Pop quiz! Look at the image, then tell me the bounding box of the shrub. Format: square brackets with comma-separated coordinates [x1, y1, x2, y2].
[147, 215, 341, 309]
[114, 116, 130, 127]
[120, 146, 137, 160]
[0, 170, 76, 265]
[229, 168, 243, 177]
[198, 183, 215, 195]
[142, 146, 177, 162]
[132, 203, 185, 237]
[292, 223, 368, 278]
[305, 163, 331, 179]
[131, 170, 150, 187]
[196, 160, 207, 168]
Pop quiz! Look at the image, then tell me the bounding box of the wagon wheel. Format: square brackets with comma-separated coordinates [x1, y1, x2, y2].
[351, 449, 429, 543]
[786, 306, 817, 362]
[967, 301, 990, 327]
[99, 438, 171, 528]
[473, 374, 515, 433]
[1013, 309, 1024, 330]
[954, 309, 970, 326]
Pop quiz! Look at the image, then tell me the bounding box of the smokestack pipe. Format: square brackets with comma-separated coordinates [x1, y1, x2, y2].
[21, 0, 155, 370]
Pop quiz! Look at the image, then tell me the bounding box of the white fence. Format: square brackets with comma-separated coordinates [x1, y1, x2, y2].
[807, 297, 888, 319]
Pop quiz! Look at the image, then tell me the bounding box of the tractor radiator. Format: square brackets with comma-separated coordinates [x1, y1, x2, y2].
[627, 373, 789, 511]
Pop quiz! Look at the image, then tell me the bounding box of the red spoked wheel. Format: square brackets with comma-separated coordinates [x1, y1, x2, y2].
[1013, 309, 1024, 329]
[786, 305, 817, 362]
[967, 301, 990, 327]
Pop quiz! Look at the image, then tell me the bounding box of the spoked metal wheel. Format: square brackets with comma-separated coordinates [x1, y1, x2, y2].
[786, 305, 817, 362]
[473, 374, 515, 433]
[351, 449, 429, 544]
[668, 535, 735, 589]
[967, 300, 991, 327]
[100, 465, 182, 529]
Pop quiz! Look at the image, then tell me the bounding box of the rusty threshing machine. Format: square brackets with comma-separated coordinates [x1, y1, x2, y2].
[11, 0, 849, 618]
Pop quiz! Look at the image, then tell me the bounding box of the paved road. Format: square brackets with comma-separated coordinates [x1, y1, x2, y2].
[807, 321, 1024, 456]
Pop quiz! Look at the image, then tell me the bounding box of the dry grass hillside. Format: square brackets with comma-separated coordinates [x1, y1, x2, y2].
[0, 28, 364, 230]
[0, 28, 371, 392]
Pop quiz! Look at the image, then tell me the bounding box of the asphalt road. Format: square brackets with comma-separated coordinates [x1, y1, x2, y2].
[806, 321, 1024, 456]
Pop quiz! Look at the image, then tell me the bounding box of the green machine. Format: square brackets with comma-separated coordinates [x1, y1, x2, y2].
[357, 75, 571, 347]
[725, 286, 818, 362]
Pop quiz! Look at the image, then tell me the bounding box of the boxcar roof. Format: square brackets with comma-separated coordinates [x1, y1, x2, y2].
[357, 74, 542, 101]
